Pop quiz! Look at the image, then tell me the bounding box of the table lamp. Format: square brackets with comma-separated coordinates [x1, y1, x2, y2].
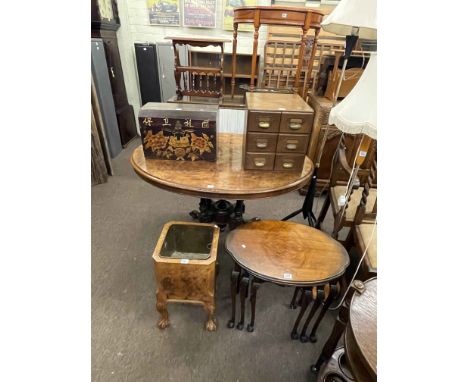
[321, 0, 377, 103]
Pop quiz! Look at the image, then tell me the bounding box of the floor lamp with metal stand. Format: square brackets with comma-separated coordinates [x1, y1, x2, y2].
[282, 0, 377, 227]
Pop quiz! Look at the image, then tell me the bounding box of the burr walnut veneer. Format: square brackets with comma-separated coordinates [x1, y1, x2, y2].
[153, 221, 220, 331]
[225, 220, 349, 332]
[131, 133, 313, 200]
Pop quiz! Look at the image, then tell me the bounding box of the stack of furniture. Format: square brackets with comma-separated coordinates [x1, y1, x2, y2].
[243, 92, 315, 172]
[225, 220, 349, 333]
[230, 6, 324, 99]
[91, 0, 137, 147]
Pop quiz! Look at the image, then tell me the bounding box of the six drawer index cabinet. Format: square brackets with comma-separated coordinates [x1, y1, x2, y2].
[243, 92, 315, 172]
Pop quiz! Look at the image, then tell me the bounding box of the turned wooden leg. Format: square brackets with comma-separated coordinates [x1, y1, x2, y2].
[203, 297, 217, 332]
[247, 279, 260, 332]
[291, 289, 312, 340]
[156, 290, 169, 329]
[236, 275, 249, 330]
[227, 268, 240, 329]
[231, 24, 238, 99]
[311, 284, 358, 373]
[289, 287, 301, 309]
[300, 288, 324, 343]
[310, 285, 339, 343]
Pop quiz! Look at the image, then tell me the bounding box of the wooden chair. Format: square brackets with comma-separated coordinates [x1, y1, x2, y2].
[353, 221, 377, 280]
[350, 172, 378, 280]
[316, 138, 377, 241]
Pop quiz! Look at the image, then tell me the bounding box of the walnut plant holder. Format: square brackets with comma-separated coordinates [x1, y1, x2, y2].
[153, 221, 220, 331]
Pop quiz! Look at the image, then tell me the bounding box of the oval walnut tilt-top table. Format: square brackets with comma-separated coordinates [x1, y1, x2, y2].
[225, 220, 349, 335]
[131, 133, 314, 229]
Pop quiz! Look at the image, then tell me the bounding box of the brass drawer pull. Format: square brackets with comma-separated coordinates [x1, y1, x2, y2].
[254, 158, 266, 167]
[286, 140, 298, 150]
[258, 121, 270, 129]
[282, 161, 294, 169]
[256, 140, 268, 148]
[289, 118, 303, 130]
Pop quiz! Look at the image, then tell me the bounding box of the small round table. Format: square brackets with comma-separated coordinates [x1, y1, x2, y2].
[314, 278, 377, 382]
[131, 133, 313, 229]
[224, 220, 350, 334]
[345, 278, 377, 382]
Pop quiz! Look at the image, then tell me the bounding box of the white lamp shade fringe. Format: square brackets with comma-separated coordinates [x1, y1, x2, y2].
[321, 0, 377, 40]
[328, 52, 377, 140]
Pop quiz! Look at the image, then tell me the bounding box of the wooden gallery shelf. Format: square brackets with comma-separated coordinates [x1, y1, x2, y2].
[190, 50, 259, 98]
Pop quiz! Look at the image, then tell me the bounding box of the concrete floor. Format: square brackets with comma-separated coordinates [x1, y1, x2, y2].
[92, 138, 343, 382]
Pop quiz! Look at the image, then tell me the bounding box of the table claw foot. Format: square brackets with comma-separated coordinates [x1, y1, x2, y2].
[236, 322, 244, 330]
[291, 331, 299, 340]
[205, 319, 217, 332]
[309, 335, 318, 343]
[227, 320, 235, 329]
[247, 324, 254, 332]
[157, 318, 170, 329]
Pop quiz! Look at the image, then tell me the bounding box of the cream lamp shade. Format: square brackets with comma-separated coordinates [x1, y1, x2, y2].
[321, 0, 377, 40]
[328, 52, 377, 139]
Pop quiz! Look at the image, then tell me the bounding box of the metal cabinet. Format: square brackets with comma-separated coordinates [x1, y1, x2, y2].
[156, 42, 188, 102]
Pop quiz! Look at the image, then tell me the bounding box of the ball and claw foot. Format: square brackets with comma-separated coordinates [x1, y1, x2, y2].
[205, 319, 217, 332]
[289, 303, 297, 309]
[300, 335, 309, 343]
[227, 320, 235, 328]
[291, 332, 299, 340]
[236, 323, 244, 330]
[309, 335, 318, 343]
[157, 318, 170, 329]
[247, 324, 254, 332]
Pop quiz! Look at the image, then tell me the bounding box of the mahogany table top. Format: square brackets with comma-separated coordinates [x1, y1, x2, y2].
[346, 278, 377, 381]
[225, 220, 349, 286]
[131, 133, 313, 200]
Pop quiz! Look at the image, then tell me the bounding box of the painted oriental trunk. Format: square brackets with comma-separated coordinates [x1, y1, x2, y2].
[139, 103, 218, 162]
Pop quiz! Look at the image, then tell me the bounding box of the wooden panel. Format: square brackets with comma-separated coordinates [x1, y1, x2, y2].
[280, 112, 313, 134]
[276, 133, 309, 154]
[246, 132, 278, 152]
[91, 105, 108, 186]
[247, 111, 281, 133]
[244, 152, 276, 170]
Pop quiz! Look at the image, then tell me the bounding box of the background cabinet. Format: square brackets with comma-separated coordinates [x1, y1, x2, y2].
[91, 0, 137, 147]
[156, 42, 188, 102]
[134, 43, 162, 105]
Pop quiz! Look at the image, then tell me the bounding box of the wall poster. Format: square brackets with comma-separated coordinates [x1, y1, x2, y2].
[147, 0, 181, 26]
[183, 0, 217, 28]
[223, 0, 257, 31]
